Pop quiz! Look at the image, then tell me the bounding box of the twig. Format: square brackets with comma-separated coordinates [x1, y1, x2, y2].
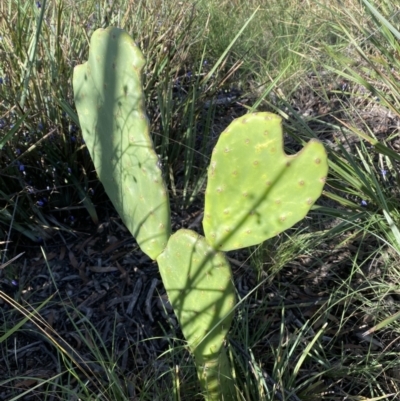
[145, 278, 159, 322]
[127, 277, 143, 316]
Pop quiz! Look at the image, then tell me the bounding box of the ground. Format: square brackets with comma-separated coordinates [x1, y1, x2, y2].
[2, 72, 400, 400]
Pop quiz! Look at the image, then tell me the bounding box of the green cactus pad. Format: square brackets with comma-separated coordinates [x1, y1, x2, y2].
[73, 27, 171, 260]
[157, 229, 236, 398]
[203, 112, 328, 251]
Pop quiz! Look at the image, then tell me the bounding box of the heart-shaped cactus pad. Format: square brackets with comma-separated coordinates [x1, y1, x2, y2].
[203, 112, 328, 251]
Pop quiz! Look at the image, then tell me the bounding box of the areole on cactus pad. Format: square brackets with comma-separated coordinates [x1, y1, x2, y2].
[73, 26, 328, 401]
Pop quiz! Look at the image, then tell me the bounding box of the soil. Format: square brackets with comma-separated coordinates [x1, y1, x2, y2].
[1, 72, 400, 400]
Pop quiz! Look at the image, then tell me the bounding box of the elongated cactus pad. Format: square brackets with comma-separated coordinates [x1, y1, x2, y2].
[203, 112, 328, 251]
[73, 27, 171, 260]
[157, 229, 236, 399]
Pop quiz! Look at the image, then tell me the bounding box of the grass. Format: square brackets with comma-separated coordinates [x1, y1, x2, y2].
[1, 0, 400, 399]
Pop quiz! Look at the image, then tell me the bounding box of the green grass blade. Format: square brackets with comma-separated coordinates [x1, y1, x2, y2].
[0, 113, 27, 150]
[19, 0, 47, 109]
[0, 290, 55, 342]
[363, 309, 400, 337]
[202, 7, 259, 87]
[67, 174, 98, 225]
[362, 0, 400, 40]
[55, 98, 80, 127]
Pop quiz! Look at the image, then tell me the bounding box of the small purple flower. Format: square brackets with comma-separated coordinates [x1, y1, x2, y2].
[0, 119, 6, 129]
[19, 164, 25, 171]
[381, 169, 387, 176]
[70, 215, 75, 222]
[361, 200, 368, 207]
[36, 1, 41, 8]
[71, 136, 76, 142]
[187, 71, 192, 78]
[38, 122, 44, 131]
[15, 148, 21, 155]
[67, 167, 71, 174]
[37, 200, 44, 207]
[0, 78, 3, 84]
[11, 280, 18, 286]
[203, 60, 208, 66]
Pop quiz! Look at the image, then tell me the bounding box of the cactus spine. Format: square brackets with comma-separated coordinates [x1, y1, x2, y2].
[73, 27, 328, 401]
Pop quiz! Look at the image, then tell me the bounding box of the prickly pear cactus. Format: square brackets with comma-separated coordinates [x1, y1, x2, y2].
[157, 229, 236, 400]
[203, 112, 328, 251]
[74, 27, 329, 401]
[73, 27, 171, 260]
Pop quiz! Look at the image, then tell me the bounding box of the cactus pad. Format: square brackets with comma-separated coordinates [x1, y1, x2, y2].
[73, 27, 171, 260]
[203, 112, 328, 251]
[157, 229, 236, 398]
